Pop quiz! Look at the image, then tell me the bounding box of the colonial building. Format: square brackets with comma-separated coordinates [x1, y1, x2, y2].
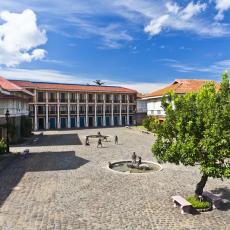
[135, 94, 147, 125]
[142, 79, 218, 122]
[0, 76, 33, 140]
[11, 80, 137, 130]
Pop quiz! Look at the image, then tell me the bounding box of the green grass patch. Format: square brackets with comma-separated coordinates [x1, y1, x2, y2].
[134, 125, 148, 131]
[186, 196, 210, 209]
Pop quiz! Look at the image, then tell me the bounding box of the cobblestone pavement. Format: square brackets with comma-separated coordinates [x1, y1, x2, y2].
[0, 127, 229, 230]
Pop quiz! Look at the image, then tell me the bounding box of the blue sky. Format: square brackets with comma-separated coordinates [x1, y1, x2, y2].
[0, 0, 230, 93]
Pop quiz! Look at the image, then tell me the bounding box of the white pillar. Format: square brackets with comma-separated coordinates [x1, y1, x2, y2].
[34, 89, 38, 130]
[126, 94, 129, 125]
[119, 94, 122, 126]
[46, 105, 49, 129]
[57, 92, 60, 129]
[77, 93, 80, 128]
[45, 92, 49, 129]
[34, 105, 38, 130]
[103, 94, 106, 126]
[94, 94, 97, 127]
[111, 94, 114, 126]
[85, 93, 88, 127]
[67, 92, 71, 128]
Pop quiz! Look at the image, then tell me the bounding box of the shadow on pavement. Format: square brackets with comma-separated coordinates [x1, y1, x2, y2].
[0, 151, 89, 207]
[210, 187, 230, 211]
[13, 133, 82, 147]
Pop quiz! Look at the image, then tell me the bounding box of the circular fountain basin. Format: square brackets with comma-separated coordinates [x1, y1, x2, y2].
[108, 160, 162, 174]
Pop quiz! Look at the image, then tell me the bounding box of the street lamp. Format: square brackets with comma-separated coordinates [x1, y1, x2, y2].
[5, 109, 10, 153]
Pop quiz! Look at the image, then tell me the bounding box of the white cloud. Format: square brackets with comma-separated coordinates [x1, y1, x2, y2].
[144, 15, 169, 36]
[215, 0, 230, 20]
[0, 9, 47, 67]
[0, 68, 166, 93]
[143, 1, 229, 37]
[180, 1, 207, 20]
[166, 2, 180, 14]
[0, 0, 229, 45]
[162, 58, 230, 75]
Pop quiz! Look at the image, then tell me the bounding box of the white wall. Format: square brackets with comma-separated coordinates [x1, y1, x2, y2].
[0, 99, 29, 118]
[146, 97, 165, 116]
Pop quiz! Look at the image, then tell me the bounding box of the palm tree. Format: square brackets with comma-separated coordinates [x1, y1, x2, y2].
[93, 80, 105, 86]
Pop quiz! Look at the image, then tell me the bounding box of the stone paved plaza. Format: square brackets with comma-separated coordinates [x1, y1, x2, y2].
[0, 127, 229, 230]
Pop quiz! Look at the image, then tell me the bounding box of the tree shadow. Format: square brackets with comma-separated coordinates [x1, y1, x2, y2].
[13, 133, 82, 147]
[210, 187, 230, 211]
[0, 151, 89, 207]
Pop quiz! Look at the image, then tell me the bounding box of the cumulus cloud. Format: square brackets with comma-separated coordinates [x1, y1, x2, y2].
[144, 1, 208, 36]
[215, 0, 230, 20]
[0, 9, 47, 67]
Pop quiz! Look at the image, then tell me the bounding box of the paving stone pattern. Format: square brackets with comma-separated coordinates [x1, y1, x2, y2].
[0, 128, 229, 230]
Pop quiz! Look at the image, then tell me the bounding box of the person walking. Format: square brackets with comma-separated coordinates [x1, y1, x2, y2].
[97, 138, 103, 148]
[115, 135, 118, 144]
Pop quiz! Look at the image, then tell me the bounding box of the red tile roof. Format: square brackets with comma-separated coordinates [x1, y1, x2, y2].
[0, 76, 34, 96]
[11, 80, 137, 93]
[144, 79, 219, 98]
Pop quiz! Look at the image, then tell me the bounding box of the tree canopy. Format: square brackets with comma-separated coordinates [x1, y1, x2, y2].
[93, 80, 105, 86]
[151, 73, 230, 195]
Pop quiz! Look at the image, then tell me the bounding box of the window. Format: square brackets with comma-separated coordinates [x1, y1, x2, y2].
[60, 93, 67, 102]
[37, 92, 45, 102]
[60, 105, 68, 114]
[79, 105, 85, 114]
[49, 92, 57, 102]
[79, 94, 85, 103]
[88, 94, 94, 103]
[97, 94, 103, 103]
[49, 105, 57, 114]
[114, 95, 119, 103]
[38, 106, 45, 114]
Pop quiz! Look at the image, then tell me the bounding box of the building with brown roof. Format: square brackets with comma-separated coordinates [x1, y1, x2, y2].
[0, 76, 33, 142]
[142, 79, 218, 121]
[10, 79, 137, 130]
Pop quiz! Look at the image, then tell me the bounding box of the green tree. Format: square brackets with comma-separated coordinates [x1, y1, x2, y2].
[152, 73, 230, 197]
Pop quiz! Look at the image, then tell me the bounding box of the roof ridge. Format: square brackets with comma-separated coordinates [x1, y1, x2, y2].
[10, 79, 130, 89]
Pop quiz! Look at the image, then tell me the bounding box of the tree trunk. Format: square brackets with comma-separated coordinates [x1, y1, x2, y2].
[195, 174, 208, 198]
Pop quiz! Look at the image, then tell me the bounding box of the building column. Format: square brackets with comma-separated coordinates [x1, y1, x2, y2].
[119, 94, 122, 126]
[85, 93, 88, 127]
[67, 92, 71, 128]
[45, 92, 49, 129]
[34, 89, 38, 131]
[46, 105, 49, 129]
[57, 92, 60, 129]
[34, 105, 38, 130]
[77, 93, 80, 128]
[111, 94, 114, 126]
[103, 94, 106, 126]
[94, 93, 97, 127]
[126, 94, 129, 125]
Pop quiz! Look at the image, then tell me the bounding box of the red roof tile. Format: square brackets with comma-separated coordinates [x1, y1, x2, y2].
[144, 79, 219, 98]
[0, 76, 34, 96]
[11, 80, 137, 93]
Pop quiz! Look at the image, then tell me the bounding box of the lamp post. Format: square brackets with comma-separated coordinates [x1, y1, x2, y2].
[5, 109, 10, 153]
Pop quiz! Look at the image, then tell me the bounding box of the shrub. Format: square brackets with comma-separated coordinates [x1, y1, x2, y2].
[0, 139, 7, 154]
[186, 196, 210, 209]
[142, 116, 156, 131]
